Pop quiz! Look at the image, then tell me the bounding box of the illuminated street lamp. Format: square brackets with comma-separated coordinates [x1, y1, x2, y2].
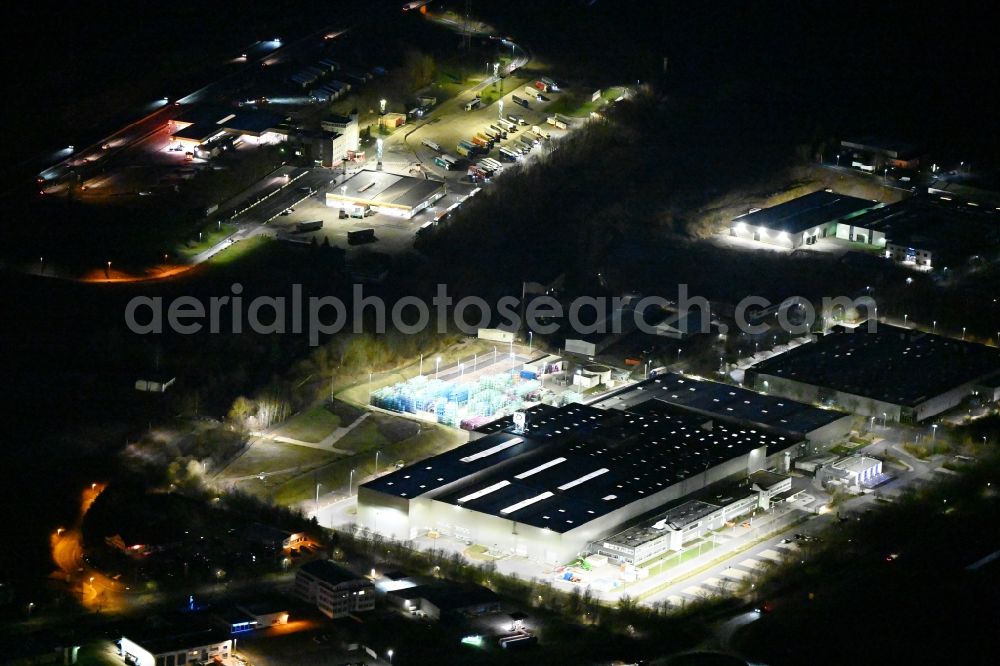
[348, 468, 355, 496]
[933, 320, 937, 333]
[379, 98, 387, 115]
[435, 356, 441, 379]
[903, 313, 908, 326]
[931, 424, 939, 441]
[375, 450, 381, 477]
[962, 326, 966, 340]
[388, 649, 394, 664]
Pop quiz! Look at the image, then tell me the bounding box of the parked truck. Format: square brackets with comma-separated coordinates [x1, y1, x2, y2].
[546, 115, 568, 129]
[531, 125, 551, 139]
[464, 97, 481, 111]
[347, 228, 376, 245]
[421, 138, 443, 152]
[295, 220, 324, 232]
[511, 95, 530, 109]
[433, 156, 452, 170]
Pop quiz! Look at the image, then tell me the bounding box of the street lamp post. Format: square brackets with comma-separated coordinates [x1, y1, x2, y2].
[388, 649, 394, 664]
[903, 313, 908, 326]
[962, 326, 967, 340]
[435, 356, 441, 379]
[315, 483, 322, 510]
[375, 450, 380, 477]
[419, 353, 423, 377]
[348, 469, 355, 496]
[931, 424, 938, 441]
[528, 331, 533, 353]
[933, 320, 937, 333]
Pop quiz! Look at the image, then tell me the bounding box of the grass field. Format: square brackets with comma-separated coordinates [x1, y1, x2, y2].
[217, 438, 339, 485]
[270, 420, 467, 505]
[176, 221, 237, 259]
[277, 404, 342, 443]
[547, 86, 625, 118]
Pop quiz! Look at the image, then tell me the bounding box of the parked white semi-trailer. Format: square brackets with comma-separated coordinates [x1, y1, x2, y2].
[422, 139, 443, 152]
[546, 116, 568, 129]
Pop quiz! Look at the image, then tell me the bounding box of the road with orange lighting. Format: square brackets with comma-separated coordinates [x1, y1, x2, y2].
[49, 482, 132, 613]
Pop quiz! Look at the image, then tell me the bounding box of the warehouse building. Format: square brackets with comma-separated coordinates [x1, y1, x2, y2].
[593, 373, 853, 447]
[746, 324, 1000, 423]
[385, 579, 501, 620]
[295, 559, 375, 618]
[326, 170, 445, 218]
[321, 112, 360, 152]
[120, 622, 231, 666]
[169, 107, 288, 150]
[840, 196, 1000, 270]
[358, 403, 800, 565]
[729, 189, 880, 249]
[840, 137, 925, 170]
[593, 470, 792, 564]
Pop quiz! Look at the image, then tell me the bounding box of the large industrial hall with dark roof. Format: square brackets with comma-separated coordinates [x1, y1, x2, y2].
[358, 396, 802, 564]
[746, 323, 1000, 422]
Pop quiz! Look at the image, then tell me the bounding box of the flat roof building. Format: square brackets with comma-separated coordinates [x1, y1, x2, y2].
[840, 137, 925, 170]
[842, 196, 1000, 270]
[593, 373, 852, 445]
[358, 403, 799, 564]
[593, 470, 791, 565]
[170, 107, 288, 148]
[326, 170, 445, 218]
[747, 324, 1000, 422]
[120, 622, 231, 666]
[294, 560, 375, 618]
[729, 189, 880, 249]
[386, 580, 501, 620]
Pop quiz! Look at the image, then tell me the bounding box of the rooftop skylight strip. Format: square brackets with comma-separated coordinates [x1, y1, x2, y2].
[459, 437, 523, 463]
[514, 457, 567, 479]
[499, 491, 554, 515]
[557, 468, 610, 490]
[457, 480, 511, 503]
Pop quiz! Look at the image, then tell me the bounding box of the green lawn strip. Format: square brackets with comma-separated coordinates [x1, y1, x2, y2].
[217, 439, 339, 481]
[276, 404, 342, 443]
[270, 422, 466, 505]
[176, 222, 237, 259]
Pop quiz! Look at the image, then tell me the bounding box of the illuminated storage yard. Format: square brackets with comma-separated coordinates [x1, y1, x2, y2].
[370, 371, 547, 428]
[358, 403, 801, 564]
